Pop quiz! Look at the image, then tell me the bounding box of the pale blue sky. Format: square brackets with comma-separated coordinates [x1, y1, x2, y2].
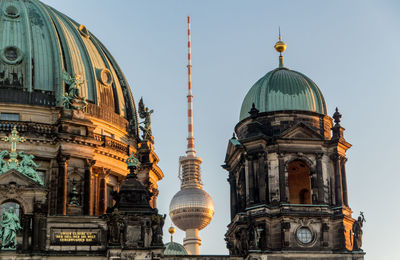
[42, 1, 400, 259]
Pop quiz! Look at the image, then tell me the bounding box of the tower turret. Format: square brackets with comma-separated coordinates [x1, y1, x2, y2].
[169, 16, 214, 255]
[223, 35, 365, 259]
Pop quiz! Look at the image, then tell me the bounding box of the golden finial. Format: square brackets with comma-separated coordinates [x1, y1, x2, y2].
[274, 27, 287, 68]
[168, 226, 176, 235]
[169, 226, 175, 242]
[274, 27, 287, 54]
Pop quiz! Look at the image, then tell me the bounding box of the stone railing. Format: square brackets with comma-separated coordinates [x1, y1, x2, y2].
[85, 103, 129, 130]
[0, 121, 129, 155]
[0, 121, 54, 134]
[93, 133, 129, 155]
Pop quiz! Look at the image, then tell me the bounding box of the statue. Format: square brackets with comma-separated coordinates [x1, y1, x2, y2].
[0, 151, 9, 174]
[352, 212, 366, 251]
[18, 152, 43, 185]
[62, 70, 87, 111]
[138, 97, 154, 141]
[151, 211, 165, 246]
[69, 179, 80, 206]
[104, 208, 125, 245]
[0, 206, 22, 250]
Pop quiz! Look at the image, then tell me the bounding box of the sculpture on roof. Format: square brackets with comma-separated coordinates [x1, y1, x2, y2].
[62, 70, 88, 111]
[352, 212, 366, 251]
[0, 126, 43, 185]
[0, 206, 22, 250]
[0, 151, 9, 174]
[18, 152, 43, 185]
[138, 97, 154, 141]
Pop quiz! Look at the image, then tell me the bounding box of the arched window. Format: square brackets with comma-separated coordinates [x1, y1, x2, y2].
[288, 160, 312, 204]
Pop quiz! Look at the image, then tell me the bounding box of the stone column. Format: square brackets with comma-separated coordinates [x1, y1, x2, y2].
[228, 172, 237, 220]
[99, 178, 106, 214]
[57, 155, 69, 215]
[316, 153, 325, 204]
[341, 157, 349, 206]
[49, 159, 59, 215]
[93, 172, 99, 215]
[32, 213, 40, 251]
[99, 169, 110, 214]
[278, 154, 287, 203]
[22, 214, 31, 251]
[84, 159, 96, 215]
[258, 152, 268, 203]
[332, 154, 343, 206]
[245, 155, 255, 205]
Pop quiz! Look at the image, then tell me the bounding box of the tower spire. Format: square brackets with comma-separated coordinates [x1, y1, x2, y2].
[186, 16, 195, 156]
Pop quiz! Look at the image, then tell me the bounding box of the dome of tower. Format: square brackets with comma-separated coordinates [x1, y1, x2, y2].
[239, 67, 327, 121]
[164, 242, 188, 255]
[0, 0, 137, 133]
[169, 188, 214, 231]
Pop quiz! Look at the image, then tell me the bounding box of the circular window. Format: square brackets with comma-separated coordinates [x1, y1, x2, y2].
[79, 24, 90, 38]
[1, 46, 23, 65]
[4, 5, 20, 18]
[296, 227, 313, 244]
[99, 68, 113, 86]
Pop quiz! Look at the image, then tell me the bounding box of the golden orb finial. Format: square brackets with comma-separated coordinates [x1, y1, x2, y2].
[169, 226, 176, 243]
[274, 27, 287, 54]
[168, 226, 176, 235]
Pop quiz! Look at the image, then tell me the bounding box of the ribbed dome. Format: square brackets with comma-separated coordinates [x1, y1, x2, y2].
[0, 0, 137, 130]
[164, 242, 188, 255]
[240, 67, 327, 121]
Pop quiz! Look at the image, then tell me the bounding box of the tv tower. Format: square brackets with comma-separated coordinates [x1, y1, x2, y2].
[169, 16, 214, 255]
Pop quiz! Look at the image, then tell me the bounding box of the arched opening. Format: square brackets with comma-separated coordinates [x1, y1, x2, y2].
[0, 201, 23, 219]
[288, 160, 312, 204]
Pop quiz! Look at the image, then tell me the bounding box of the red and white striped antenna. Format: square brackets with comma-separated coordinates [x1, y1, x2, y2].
[186, 16, 195, 156]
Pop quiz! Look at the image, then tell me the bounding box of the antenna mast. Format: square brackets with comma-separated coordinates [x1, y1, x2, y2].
[186, 16, 195, 156]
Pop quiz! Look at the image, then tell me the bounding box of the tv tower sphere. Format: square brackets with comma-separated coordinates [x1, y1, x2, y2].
[169, 186, 214, 231]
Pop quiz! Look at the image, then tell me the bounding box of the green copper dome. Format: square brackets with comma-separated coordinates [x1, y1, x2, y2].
[164, 242, 188, 255]
[239, 67, 327, 121]
[0, 0, 137, 129]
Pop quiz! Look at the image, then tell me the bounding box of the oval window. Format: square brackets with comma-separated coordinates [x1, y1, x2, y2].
[296, 227, 313, 244]
[1, 46, 23, 65]
[4, 5, 19, 18]
[79, 24, 90, 38]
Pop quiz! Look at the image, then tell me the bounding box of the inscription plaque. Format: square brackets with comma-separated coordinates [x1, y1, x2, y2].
[50, 229, 101, 245]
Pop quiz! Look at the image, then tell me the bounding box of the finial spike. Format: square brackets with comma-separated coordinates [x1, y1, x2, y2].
[278, 26, 281, 41]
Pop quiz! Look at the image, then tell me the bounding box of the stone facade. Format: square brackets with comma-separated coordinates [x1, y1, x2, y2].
[223, 109, 365, 259]
[0, 103, 164, 259]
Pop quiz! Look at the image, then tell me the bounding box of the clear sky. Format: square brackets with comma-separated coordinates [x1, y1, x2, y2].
[41, 0, 400, 259]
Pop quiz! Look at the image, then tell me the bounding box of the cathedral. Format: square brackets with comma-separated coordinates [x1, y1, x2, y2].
[0, 0, 365, 259]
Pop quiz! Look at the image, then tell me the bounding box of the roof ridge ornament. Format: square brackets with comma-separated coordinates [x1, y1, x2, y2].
[274, 27, 287, 68]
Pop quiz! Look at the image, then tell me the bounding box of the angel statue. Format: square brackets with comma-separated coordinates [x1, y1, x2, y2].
[0, 150, 9, 174]
[18, 152, 43, 185]
[138, 97, 154, 141]
[62, 70, 87, 111]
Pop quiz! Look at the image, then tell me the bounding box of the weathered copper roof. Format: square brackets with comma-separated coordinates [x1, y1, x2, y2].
[0, 0, 137, 128]
[240, 67, 327, 121]
[164, 242, 188, 255]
